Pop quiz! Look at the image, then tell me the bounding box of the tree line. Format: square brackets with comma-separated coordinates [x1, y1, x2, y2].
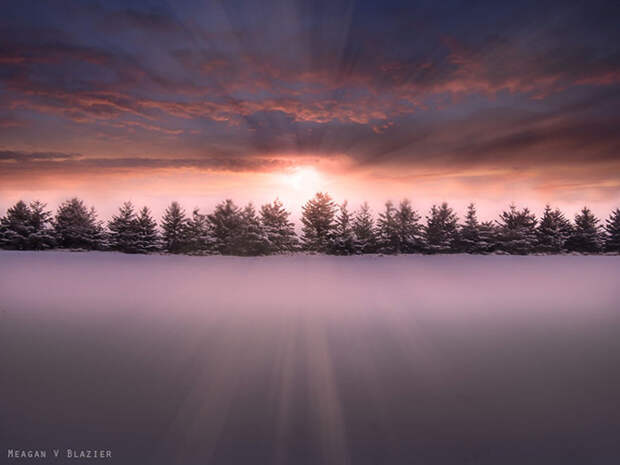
[1, 194, 619, 255]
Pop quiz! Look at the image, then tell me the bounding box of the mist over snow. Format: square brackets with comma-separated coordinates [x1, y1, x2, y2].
[1, 251, 619, 464]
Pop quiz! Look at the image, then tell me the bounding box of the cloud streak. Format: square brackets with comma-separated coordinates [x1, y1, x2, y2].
[0, 151, 293, 177]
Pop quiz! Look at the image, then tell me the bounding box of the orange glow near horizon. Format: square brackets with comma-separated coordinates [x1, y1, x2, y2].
[2, 1, 620, 228]
[1, 159, 618, 226]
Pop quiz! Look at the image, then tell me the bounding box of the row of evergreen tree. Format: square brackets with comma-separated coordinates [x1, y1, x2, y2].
[1, 194, 619, 255]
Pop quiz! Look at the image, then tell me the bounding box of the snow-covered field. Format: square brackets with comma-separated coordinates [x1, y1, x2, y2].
[1, 251, 619, 464]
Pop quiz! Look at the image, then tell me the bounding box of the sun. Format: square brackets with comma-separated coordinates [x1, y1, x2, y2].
[270, 165, 329, 205]
[283, 166, 322, 191]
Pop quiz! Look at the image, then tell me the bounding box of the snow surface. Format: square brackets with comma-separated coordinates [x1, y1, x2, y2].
[1, 251, 619, 465]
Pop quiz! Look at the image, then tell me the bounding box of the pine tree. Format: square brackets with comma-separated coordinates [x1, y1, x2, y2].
[2, 195, 612, 257]
[260, 199, 298, 253]
[395, 199, 424, 253]
[301, 192, 337, 253]
[27, 200, 55, 249]
[478, 220, 498, 253]
[330, 201, 355, 255]
[536, 205, 572, 253]
[161, 201, 189, 253]
[604, 208, 620, 253]
[54, 198, 104, 249]
[424, 202, 459, 253]
[376, 200, 422, 253]
[135, 207, 160, 253]
[496, 204, 537, 254]
[208, 199, 244, 255]
[108, 201, 140, 253]
[566, 207, 603, 253]
[376, 201, 400, 254]
[352, 202, 376, 254]
[237, 203, 271, 256]
[186, 208, 214, 254]
[459, 203, 481, 253]
[0, 200, 33, 249]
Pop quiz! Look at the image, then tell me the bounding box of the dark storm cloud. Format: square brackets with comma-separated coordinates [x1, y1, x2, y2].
[1, 0, 619, 185]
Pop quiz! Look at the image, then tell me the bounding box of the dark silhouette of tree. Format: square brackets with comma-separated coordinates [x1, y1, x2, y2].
[301, 192, 337, 252]
[0, 200, 33, 249]
[496, 204, 537, 254]
[478, 220, 499, 253]
[108, 201, 140, 253]
[425, 202, 459, 253]
[0, 200, 54, 250]
[604, 208, 620, 252]
[376, 199, 423, 253]
[161, 201, 189, 253]
[208, 199, 244, 255]
[135, 207, 160, 253]
[186, 208, 214, 254]
[459, 203, 482, 253]
[376, 201, 399, 253]
[536, 205, 572, 253]
[236, 203, 271, 256]
[396, 199, 424, 253]
[458, 203, 497, 253]
[331, 201, 355, 255]
[352, 202, 376, 254]
[260, 199, 298, 253]
[54, 198, 104, 249]
[566, 207, 603, 253]
[0, 193, 617, 256]
[27, 201, 56, 249]
[0, 200, 55, 250]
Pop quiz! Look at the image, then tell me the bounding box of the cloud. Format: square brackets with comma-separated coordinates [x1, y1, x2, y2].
[2, 2, 619, 133]
[0, 41, 111, 66]
[0, 150, 80, 161]
[0, 151, 294, 177]
[0, 0, 619, 202]
[0, 116, 24, 128]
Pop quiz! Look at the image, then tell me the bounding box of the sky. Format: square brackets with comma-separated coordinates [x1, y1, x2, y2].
[1, 0, 619, 221]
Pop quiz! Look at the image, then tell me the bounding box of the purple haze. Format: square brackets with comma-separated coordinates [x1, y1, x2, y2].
[1, 251, 619, 464]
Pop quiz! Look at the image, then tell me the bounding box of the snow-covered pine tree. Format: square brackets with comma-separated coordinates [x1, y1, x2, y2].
[260, 199, 298, 253]
[376, 201, 400, 254]
[424, 202, 459, 253]
[459, 203, 481, 253]
[108, 201, 140, 253]
[566, 207, 603, 253]
[185, 208, 214, 254]
[330, 201, 355, 255]
[496, 204, 537, 254]
[604, 208, 620, 252]
[300, 192, 337, 253]
[478, 220, 498, 253]
[135, 206, 160, 253]
[395, 199, 424, 253]
[352, 202, 376, 254]
[536, 205, 572, 253]
[208, 199, 244, 255]
[161, 201, 189, 253]
[0, 200, 33, 249]
[54, 198, 105, 249]
[236, 203, 271, 256]
[27, 200, 55, 249]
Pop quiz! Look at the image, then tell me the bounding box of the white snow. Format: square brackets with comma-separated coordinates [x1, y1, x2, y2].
[1, 251, 619, 464]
